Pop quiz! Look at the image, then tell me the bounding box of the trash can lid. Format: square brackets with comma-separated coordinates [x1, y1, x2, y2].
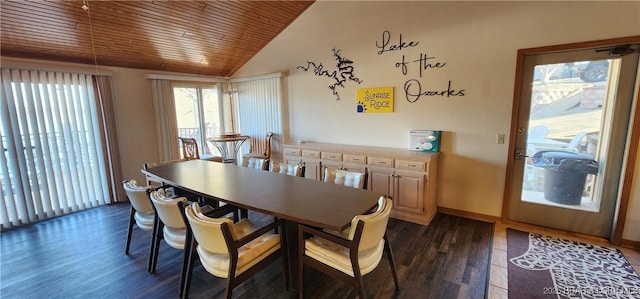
[539, 151, 594, 160]
[531, 150, 599, 174]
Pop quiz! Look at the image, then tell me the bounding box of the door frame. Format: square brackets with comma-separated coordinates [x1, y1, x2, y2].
[501, 36, 640, 245]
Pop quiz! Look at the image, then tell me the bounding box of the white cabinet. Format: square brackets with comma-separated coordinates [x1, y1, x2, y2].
[282, 143, 439, 226]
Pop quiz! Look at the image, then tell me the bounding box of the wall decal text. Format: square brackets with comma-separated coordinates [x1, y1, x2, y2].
[375, 30, 467, 103]
[376, 30, 420, 55]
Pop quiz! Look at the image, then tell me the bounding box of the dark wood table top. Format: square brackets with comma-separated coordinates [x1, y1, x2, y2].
[142, 159, 381, 231]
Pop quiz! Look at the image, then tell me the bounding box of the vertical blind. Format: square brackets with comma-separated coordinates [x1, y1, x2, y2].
[0, 69, 111, 228]
[235, 75, 283, 160]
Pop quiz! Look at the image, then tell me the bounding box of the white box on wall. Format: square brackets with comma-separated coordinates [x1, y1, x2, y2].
[410, 130, 441, 152]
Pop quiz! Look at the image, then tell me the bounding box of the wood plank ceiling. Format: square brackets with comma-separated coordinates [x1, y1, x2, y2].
[1, 0, 314, 77]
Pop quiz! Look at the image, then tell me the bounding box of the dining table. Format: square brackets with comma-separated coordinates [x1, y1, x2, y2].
[141, 159, 381, 288]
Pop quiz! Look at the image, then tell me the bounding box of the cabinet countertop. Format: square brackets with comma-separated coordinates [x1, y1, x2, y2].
[284, 142, 439, 162]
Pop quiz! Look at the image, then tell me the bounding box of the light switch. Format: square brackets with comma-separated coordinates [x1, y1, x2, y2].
[496, 134, 505, 144]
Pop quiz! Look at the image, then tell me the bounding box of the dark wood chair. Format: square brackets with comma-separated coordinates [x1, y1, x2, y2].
[297, 197, 399, 299]
[245, 132, 274, 160]
[323, 166, 368, 189]
[181, 202, 289, 299]
[147, 187, 188, 273]
[178, 137, 201, 160]
[177, 201, 238, 299]
[241, 157, 269, 170]
[122, 180, 155, 256]
[269, 161, 304, 177]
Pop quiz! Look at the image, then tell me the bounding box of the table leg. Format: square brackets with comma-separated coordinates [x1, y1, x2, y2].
[284, 220, 300, 290]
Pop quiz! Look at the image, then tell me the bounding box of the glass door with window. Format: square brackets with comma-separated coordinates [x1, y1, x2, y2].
[173, 84, 224, 158]
[508, 44, 639, 238]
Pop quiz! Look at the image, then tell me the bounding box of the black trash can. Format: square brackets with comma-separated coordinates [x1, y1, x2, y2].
[531, 150, 599, 205]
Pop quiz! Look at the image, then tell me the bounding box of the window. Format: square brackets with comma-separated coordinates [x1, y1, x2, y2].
[173, 84, 223, 157]
[0, 69, 112, 228]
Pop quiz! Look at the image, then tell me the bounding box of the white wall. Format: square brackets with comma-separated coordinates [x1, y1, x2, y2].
[233, 1, 640, 235]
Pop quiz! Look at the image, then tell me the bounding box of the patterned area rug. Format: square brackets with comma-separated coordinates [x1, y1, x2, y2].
[507, 228, 640, 298]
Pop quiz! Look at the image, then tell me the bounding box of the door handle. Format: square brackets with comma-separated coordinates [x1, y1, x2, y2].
[514, 148, 529, 160]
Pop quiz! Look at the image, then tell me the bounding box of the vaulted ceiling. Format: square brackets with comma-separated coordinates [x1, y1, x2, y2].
[1, 0, 314, 77]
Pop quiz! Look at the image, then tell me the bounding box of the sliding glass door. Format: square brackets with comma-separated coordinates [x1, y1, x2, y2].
[172, 84, 223, 158]
[0, 69, 110, 228]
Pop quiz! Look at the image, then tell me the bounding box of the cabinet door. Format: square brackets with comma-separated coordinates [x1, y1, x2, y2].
[368, 166, 394, 198]
[393, 169, 424, 214]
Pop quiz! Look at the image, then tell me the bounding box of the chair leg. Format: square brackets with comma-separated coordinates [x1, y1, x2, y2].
[349, 246, 366, 299]
[384, 233, 400, 290]
[354, 270, 366, 299]
[179, 234, 197, 299]
[297, 225, 305, 299]
[148, 218, 162, 273]
[225, 277, 235, 299]
[233, 210, 240, 222]
[125, 207, 135, 255]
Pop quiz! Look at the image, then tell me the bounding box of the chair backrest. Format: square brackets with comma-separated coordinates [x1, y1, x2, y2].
[184, 202, 235, 254]
[250, 132, 274, 159]
[178, 137, 200, 160]
[149, 189, 187, 229]
[323, 167, 366, 189]
[349, 197, 392, 251]
[269, 161, 302, 177]
[122, 180, 153, 213]
[242, 157, 268, 170]
[567, 131, 587, 151]
[263, 132, 274, 159]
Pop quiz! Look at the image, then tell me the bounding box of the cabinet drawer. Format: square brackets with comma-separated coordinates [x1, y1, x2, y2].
[283, 148, 301, 156]
[367, 156, 394, 168]
[321, 151, 342, 161]
[302, 150, 320, 159]
[396, 159, 425, 171]
[343, 154, 366, 165]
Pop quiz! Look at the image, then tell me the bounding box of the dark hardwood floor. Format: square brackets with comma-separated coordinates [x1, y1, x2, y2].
[0, 203, 494, 299]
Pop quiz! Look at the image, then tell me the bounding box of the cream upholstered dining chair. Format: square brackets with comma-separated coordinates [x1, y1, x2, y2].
[245, 132, 274, 160]
[183, 202, 289, 299]
[269, 161, 304, 177]
[123, 180, 154, 255]
[241, 157, 269, 170]
[297, 197, 399, 298]
[147, 187, 188, 273]
[149, 187, 235, 299]
[323, 166, 367, 189]
[178, 202, 238, 299]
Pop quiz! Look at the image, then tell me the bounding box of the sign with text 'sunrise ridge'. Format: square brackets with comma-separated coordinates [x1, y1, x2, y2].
[356, 87, 394, 113]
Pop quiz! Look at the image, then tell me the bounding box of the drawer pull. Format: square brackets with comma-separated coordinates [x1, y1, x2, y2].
[377, 161, 385, 164]
[408, 164, 416, 167]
